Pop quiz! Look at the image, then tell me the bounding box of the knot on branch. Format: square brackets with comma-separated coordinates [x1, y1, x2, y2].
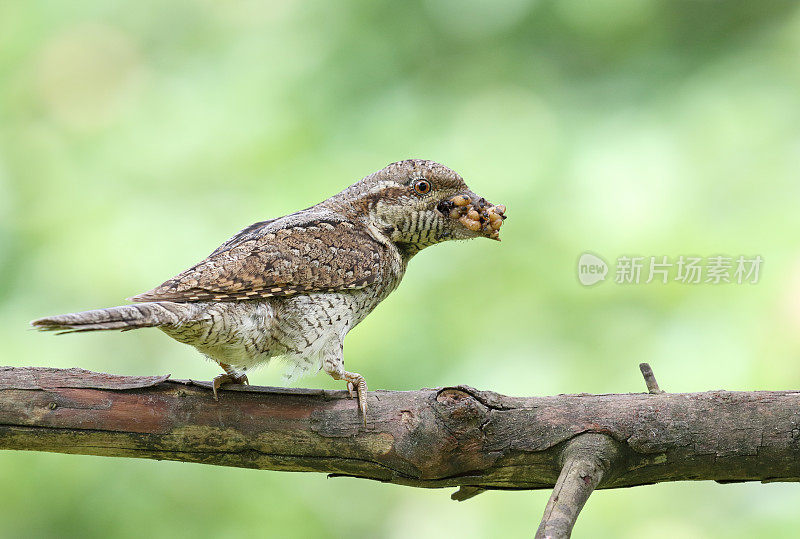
[390, 387, 499, 481]
[435, 388, 488, 429]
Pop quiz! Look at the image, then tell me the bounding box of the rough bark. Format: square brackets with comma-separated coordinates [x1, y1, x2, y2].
[1, 365, 799, 536]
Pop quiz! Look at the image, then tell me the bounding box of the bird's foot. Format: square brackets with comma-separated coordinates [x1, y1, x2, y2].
[343, 371, 368, 426]
[212, 372, 249, 400]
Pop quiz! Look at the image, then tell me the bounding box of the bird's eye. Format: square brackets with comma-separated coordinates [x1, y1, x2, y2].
[413, 179, 432, 195]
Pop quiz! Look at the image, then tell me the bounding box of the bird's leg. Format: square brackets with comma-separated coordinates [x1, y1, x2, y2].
[322, 352, 368, 426]
[212, 362, 249, 400]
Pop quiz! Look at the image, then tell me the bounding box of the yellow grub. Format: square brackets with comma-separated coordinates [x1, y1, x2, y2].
[447, 197, 506, 238]
[459, 216, 481, 231]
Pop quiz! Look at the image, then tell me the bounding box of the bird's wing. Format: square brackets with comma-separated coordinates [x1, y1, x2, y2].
[207, 218, 278, 257]
[129, 220, 384, 302]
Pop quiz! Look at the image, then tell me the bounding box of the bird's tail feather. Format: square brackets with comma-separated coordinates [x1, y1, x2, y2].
[31, 302, 193, 334]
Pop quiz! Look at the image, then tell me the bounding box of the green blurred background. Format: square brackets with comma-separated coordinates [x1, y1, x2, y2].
[2, 1, 800, 537]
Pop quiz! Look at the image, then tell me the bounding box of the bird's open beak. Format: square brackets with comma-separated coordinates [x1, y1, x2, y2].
[437, 193, 507, 240]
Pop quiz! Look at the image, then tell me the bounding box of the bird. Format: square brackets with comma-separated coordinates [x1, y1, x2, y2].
[31, 159, 506, 424]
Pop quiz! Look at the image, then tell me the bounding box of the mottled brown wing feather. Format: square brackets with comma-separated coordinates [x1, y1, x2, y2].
[208, 218, 277, 257]
[129, 221, 384, 302]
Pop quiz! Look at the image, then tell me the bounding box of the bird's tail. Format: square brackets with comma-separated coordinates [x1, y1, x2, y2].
[31, 302, 196, 334]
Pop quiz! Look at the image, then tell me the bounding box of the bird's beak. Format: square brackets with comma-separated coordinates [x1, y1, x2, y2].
[437, 192, 507, 240]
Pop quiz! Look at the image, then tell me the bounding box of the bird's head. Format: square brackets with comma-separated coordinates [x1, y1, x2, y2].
[335, 159, 506, 256]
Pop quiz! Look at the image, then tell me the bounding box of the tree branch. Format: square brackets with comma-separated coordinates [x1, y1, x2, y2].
[535, 434, 620, 538]
[639, 362, 665, 394]
[2, 366, 800, 533]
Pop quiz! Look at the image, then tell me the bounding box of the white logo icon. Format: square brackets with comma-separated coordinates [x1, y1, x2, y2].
[577, 252, 608, 286]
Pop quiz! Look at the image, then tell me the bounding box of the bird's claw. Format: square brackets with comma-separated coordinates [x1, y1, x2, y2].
[212, 372, 249, 400]
[343, 372, 368, 427]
